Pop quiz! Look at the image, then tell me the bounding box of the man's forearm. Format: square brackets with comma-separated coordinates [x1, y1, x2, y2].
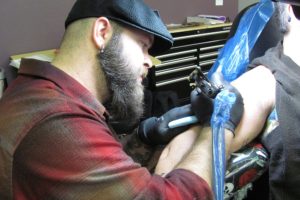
[155, 125, 235, 189]
[154, 126, 200, 176]
[174, 126, 213, 187]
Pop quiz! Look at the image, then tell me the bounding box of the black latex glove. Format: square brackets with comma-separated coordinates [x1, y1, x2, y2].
[190, 88, 214, 124]
[138, 104, 193, 145]
[223, 85, 244, 134]
[211, 72, 244, 134]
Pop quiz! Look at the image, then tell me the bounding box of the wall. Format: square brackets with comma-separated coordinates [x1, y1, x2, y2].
[0, 0, 76, 81]
[145, 0, 237, 24]
[0, 0, 238, 81]
[238, 0, 259, 12]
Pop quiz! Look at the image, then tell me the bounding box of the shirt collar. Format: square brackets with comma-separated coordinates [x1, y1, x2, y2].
[18, 58, 108, 119]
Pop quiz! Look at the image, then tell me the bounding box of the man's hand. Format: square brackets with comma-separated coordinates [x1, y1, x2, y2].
[190, 88, 214, 124]
[223, 85, 244, 134]
[138, 104, 194, 145]
[211, 71, 244, 134]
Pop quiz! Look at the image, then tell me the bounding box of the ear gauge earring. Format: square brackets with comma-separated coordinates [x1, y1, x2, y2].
[288, 15, 292, 22]
[100, 45, 105, 53]
[100, 47, 104, 53]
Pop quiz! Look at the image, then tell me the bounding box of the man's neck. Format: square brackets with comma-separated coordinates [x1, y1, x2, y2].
[51, 51, 109, 103]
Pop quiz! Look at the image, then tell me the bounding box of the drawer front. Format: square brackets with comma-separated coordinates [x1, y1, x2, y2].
[150, 24, 231, 104]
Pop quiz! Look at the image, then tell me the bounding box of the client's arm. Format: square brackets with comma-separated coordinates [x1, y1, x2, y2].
[154, 65, 275, 182]
[230, 65, 276, 152]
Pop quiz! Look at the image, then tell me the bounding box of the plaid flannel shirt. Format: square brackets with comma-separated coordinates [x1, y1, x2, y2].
[0, 59, 212, 200]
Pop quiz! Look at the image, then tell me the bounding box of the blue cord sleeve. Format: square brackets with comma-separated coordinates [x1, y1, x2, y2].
[211, 90, 237, 200]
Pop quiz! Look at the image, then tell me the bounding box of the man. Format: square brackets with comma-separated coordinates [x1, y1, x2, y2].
[0, 0, 244, 199]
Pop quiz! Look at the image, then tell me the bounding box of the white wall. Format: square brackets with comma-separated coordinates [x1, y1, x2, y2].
[238, 0, 259, 12]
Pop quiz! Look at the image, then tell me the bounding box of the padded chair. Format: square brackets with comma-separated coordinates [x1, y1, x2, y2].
[228, 3, 283, 64]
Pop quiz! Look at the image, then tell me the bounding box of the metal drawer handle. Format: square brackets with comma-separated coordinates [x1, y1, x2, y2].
[156, 76, 189, 87]
[200, 44, 224, 51]
[155, 57, 197, 68]
[174, 30, 230, 41]
[200, 52, 219, 59]
[156, 65, 197, 76]
[156, 49, 197, 59]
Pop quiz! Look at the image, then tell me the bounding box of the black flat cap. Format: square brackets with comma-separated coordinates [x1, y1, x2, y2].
[65, 0, 173, 55]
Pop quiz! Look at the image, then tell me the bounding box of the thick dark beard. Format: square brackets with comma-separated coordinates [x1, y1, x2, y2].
[97, 32, 144, 130]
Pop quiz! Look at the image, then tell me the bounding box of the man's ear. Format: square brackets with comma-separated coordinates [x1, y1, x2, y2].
[92, 17, 112, 49]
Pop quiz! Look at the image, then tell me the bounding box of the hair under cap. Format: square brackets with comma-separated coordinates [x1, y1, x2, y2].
[65, 0, 173, 55]
[273, 0, 300, 19]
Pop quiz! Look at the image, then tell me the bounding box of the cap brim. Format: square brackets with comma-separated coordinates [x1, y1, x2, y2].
[108, 16, 173, 56]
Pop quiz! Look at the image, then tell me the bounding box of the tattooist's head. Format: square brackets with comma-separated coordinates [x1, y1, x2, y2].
[63, 0, 173, 129]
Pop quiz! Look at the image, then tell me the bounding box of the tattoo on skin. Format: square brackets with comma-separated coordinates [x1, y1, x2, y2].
[119, 129, 164, 172]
